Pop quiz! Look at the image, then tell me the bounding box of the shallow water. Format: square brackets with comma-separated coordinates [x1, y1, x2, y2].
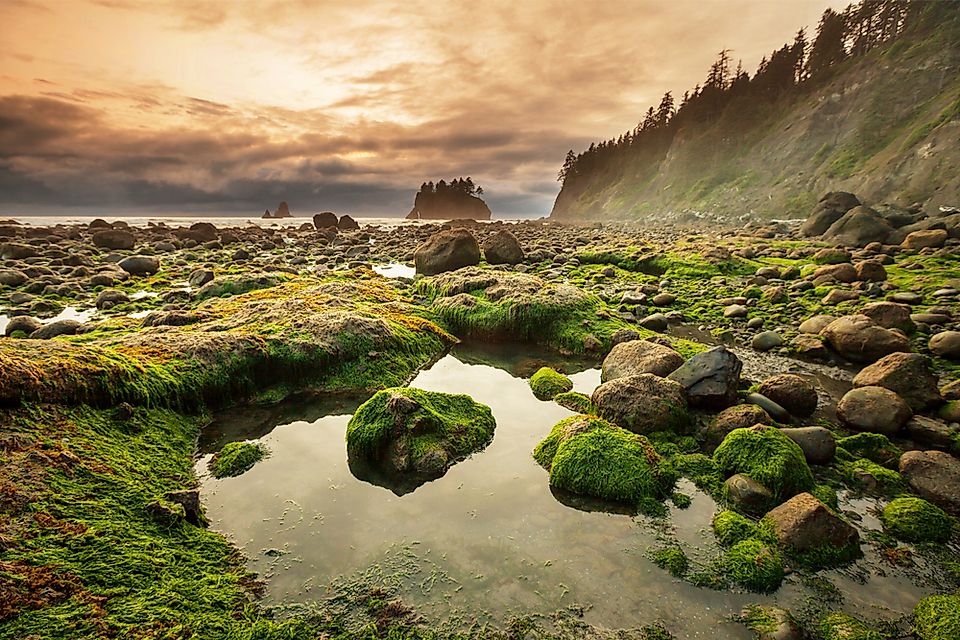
[373, 262, 416, 279]
[0, 305, 97, 334]
[198, 343, 943, 636]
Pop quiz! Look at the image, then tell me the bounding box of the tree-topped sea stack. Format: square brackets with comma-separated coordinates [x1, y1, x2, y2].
[407, 178, 492, 220]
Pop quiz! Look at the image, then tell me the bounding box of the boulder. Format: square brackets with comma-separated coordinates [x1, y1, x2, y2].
[337, 214, 359, 230]
[4, 315, 42, 337]
[30, 319, 81, 340]
[313, 212, 338, 229]
[902, 229, 948, 250]
[591, 373, 689, 434]
[899, 450, 960, 515]
[95, 289, 130, 310]
[763, 493, 859, 554]
[751, 331, 784, 352]
[800, 192, 860, 237]
[705, 405, 772, 449]
[745, 393, 791, 423]
[859, 301, 914, 331]
[600, 339, 684, 382]
[778, 427, 836, 465]
[758, 374, 818, 418]
[822, 205, 893, 247]
[836, 386, 912, 435]
[413, 228, 481, 275]
[813, 263, 857, 283]
[668, 345, 742, 409]
[929, 331, 960, 359]
[188, 269, 215, 288]
[799, 315, 836, 334]
[482, 230, 524, 264]
[724, 474, 774, 515]
[820, 314, 910, 363]
[854, 260, 887, 282]
[714, 425, 814, 502]
[852, 352, 942, 411]
[91, 229, 135, 250]
[118, 255, 160, 276]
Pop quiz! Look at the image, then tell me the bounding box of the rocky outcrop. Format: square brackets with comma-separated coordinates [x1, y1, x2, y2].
[263, 201, 292, 219]
[481, 229, 524, 264]
[407, 190, 492, 220]
[413, 229, 481, 275]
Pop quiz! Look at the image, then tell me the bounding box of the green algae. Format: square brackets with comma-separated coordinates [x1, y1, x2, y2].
[713, 426, 814, 503]
[712, 510, 760, 547]
[720, 539, 784, 593]
[836, 433, 903, 469]
[817, 612, 888, 640]
[914, 593, 960, 640]
[533, 415, 677, 508]
[553, 390, 595, 414]
[529, 367, 573, 400]
[345, 387, 495, 474]
[650, 547, 689, 577]
[880, 497, 956, 544]
[210, 441, 268, 479]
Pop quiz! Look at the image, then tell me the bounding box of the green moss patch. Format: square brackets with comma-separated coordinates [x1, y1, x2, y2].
[533, 415, 677, 509]
[914, 594, 960, 640]
[817, 612, 887, 640]
[651, 547, 689, 577]
[712, 510, 760, 547]
[553, 390, 595, 414]
[881, 497, 955, 543]
[720, 539, 784, 593]
[713, 426, 814, 502]
[209, 441, 267, 479]
[529, 367, 573, 400]
[346, 387, 495, 479]
[836, 433, 903, 469]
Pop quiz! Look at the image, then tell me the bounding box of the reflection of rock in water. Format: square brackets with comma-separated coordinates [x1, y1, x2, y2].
[451, 341, 596, 379]
[200, 392, 367, 453]
[347, 455, 436, 496]
[548, 485, 637, 516]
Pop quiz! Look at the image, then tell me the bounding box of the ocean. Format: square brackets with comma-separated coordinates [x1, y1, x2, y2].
[1, 215, 528, 228]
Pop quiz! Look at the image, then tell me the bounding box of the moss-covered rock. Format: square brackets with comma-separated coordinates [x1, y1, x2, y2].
[209, 441, 267, 478]
[651, 547, 689, 577]
[880, 497, 955, 543]
[836, 433, 903, 468]
[712, 510, 760, 546]
[346, 387, 495, 486]
[713, 425, 815, 502]
[529, 367, 573, 400]
[838, 458, 907, 495]
[914, 594, 960, 640]
[553, 390, 595, 414]
[720, 539, 784, 592]
[817, 612, 888, 640]
[533, 415, 677, 508]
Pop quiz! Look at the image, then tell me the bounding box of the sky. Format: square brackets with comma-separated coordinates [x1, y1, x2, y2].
[0, 0, 846, 218]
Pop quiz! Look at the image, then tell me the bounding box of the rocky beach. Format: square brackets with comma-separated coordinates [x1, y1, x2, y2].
[1, 194, 959, 639]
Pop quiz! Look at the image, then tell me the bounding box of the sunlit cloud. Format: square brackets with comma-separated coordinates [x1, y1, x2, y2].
[0, 0, 845, 216]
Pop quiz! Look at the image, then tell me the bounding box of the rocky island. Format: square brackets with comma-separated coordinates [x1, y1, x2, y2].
[406, 178, 492, 220]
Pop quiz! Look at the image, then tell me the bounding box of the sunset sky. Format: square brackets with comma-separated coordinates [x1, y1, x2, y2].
[0, 0, 845, 217]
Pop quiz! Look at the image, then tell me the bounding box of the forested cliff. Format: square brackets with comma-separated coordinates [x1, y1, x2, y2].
[550, 0, 960, 221]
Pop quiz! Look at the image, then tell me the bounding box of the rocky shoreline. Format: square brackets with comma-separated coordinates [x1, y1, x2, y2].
[1, 204, 959, 639]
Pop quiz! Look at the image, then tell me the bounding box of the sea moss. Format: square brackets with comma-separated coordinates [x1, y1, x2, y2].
[209, 441, 267, 479]
[529, 367, 573, 400]
[346, 387, 495, 476]
[914, 594, 960, 640]
[534, 415, 677, 508]
[553, 390, 595, 414]
[836, 433, 903, 469]
[713, 426, 815, 502]
[838, 458, 907, 495]
[880, 497, 955, 543]
[817, 612, 887, 640]
[720, 539, 784, 592]
[651, 547, 689, 577]
[712, 510, 760, 546]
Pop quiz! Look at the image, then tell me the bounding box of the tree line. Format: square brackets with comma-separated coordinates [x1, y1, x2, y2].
[419, 177, 484, 197]
[557, 0, 957, 188]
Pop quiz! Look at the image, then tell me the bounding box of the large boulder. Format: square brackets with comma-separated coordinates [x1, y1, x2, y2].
[91, 229, 135, 250]
[800, 192, 860, 237]
[4, 315, 42, 337]
[118, 255, 160, 276]
[899, 450, 960, 515]
[757, 374, 818, 418]
[413, 228, 481, 275]
[820, 314, 910, 363]
[30, 319, 81, 340]
[930, 331, 960, 360]
[836, 386, 912, 436]
[338, 214, 360, 231]
[763, 492, 859, 556]
[600, 339, 684, 382]
[591, 373, 689, 434]
[704, 404, 772, 449]
[667, 345, 742, 409]
[822, 205, 893, 247]
[345, 387, 495, 492]
[313, 212, 338, 229]
[533, 415, 676, 507]
[902, 229, 948, 250]
[778, 427, 836, 465]
[482, 230, 524, 264]
[860, 301, 914, 331]
[852, 352, 942, 411]
[713, 425, 815, 502]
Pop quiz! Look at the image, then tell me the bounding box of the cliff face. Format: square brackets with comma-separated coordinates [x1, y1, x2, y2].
[407, 191, 492, 220]
[550, 13, 960, 222]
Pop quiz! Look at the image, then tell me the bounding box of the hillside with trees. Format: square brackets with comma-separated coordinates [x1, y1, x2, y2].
[407, 178, 492, 220]
[550, 0, 960, 221]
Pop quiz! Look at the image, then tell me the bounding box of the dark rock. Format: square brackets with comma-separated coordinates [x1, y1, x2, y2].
[591, 373, 689, 434]
[313, 212, 338, 229]
[92, 229, 135, 250]
[118, 255, 160, 275]
[899, 451, 960, 515]
[338, 214, 360, 230]
[724, 474, 773, 515]
[30, 319, 81, 339]
[764, 493, 858, 552]
[482, 230, 524, 265]
[758, 374, 818, 418]
[4, 315, 42, 337]
[600, 339, 684, 381]
[413, 228, 481, 275]
[667, 346, 742, 409]
[801, 192, 860, 237]
[779, 427, 836, 465]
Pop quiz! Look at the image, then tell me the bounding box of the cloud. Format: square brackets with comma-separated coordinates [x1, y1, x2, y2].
[0, 0, 845, 216]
